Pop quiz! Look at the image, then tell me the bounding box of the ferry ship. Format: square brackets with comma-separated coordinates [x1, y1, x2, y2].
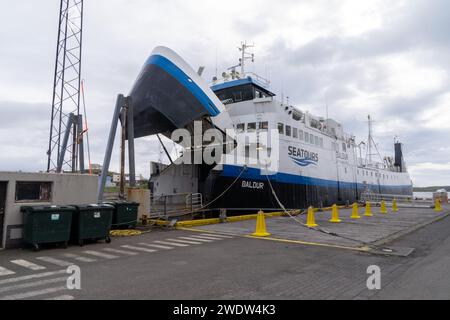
[130, 44, 413, 212]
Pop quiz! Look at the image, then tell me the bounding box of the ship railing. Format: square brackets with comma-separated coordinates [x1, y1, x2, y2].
[360, 192, 434, 208]
[149, 193, 203, 220]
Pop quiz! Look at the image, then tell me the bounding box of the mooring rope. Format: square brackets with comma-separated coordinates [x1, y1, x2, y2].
[263, 173, 381, 250]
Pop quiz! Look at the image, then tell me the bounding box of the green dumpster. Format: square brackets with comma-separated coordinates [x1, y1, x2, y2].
[105, 201, 140, 229]
[71, 204, 114, 246]
[21, 205, 75, 251]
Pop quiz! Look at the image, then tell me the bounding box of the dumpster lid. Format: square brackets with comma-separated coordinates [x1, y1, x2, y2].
[21, 205, 76, 212]
[75, 204, 115, 210]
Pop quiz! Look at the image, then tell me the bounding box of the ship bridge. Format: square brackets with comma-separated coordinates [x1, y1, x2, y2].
[211, 77, 275, 106]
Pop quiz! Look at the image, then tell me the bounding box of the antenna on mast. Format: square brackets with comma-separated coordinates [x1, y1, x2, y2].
[238, 41, 254, 76]
[365, 115, 384, 166]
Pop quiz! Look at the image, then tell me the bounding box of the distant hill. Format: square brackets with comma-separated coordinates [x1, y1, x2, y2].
[413, 186, 449, 192]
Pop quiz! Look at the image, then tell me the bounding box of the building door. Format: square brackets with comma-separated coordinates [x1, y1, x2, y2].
[0, 182, 7, 248]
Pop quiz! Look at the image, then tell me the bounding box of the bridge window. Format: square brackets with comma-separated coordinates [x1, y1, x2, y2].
[247, 122, 257, 132]
[236, 123, 245, 133]
[234, 91, 243, 102]
[215, 84, 255, 104]
[293, 128, 298, 138]
[259, 122, 269, 131]
[286, 126, 292, 137]
[278, 123, 284, 135]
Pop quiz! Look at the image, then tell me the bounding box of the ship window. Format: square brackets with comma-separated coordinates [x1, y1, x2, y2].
[278, 123, 284, 134]
[310, 134, 314, 144]
[319, 138, 324, 148]
[286, 126, 292, 137]
[234, 91, 243, 102]
[259, 122, 269, 131]
[299, 130, 304, 140]
[214, 84, 255, 103]
[315, 136, 319, 146]
[293, 128, 298, 138]
[245, 146, 250, 158]
[304, 132, 309, 143]
[342, 143, 347, 152]
[236, 123, 245, 133]
[247, 122, 257, 132]
[255, 90, 262, 99]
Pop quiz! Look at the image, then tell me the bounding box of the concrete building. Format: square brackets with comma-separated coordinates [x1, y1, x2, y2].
[0, 172, 98, 249]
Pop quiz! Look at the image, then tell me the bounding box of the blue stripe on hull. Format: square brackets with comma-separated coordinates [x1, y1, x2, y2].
[221, 165, 412, 193]
[146, 55, 220, 116]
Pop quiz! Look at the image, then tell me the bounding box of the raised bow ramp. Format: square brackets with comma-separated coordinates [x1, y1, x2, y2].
[129, 46, 232, 138]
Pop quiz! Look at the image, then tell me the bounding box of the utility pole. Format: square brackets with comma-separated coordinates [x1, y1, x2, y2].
[47, 0, 85, 173]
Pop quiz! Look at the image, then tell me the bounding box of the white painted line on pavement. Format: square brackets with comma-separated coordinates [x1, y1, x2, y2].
[166, 238, 202, 245]
[189, 235, 224, 241]
[154, 240, 189, 247]
[103, 248, 138, 256]
[83, 251, 119, 260]
[177, 236, 213, 243]
[121, 245, 156, 253]
[0, 286, 67, 300]
[63, 253, 97, 263]
[0, 267, 15, 277]
[10, 260, 46, 271]
[0, 270, 66, 286]
[45, 295, 74, 300]
[36, 257, 74, 267]
[138, 243, 174, 250]
[200, 233, 233, 239]
[0, 277, 67, 294]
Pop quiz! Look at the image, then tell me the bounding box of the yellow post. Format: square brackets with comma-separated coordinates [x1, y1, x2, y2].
[435, 199, 442, 212]
[351, 203, 361, 219]
[306, 206, 318, 228]
[251, 211, 271, 237]
[392, 199, 399, 213]
[380, 200, 388, 214]
[329, 204, 342, 223]
[364, 201, 373, 217]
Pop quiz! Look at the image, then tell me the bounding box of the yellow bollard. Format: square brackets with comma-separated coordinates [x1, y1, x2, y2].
[364, 201, 373, 217]
[351, 203, 361, 219]
[306, 206, 318, 228]
[392, 199, 399, 213]
[380, 200, 388, 214]
[251, 211, 271, 237]
[435, 199, 442, 212]
[329, 204, 342, 223]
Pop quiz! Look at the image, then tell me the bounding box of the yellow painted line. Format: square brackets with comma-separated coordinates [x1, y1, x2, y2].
[177, 227, 371, 253]
[148, 212, 286, 228]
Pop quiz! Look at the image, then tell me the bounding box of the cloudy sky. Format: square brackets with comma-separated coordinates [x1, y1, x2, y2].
[0, 0, 449, 187]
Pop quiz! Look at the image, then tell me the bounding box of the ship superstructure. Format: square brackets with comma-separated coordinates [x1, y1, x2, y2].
[146, 44, 413, 211]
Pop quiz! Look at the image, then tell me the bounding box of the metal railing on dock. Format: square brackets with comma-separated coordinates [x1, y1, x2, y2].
[149, 193, 203, 220]
[360, 192, 433, 208]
